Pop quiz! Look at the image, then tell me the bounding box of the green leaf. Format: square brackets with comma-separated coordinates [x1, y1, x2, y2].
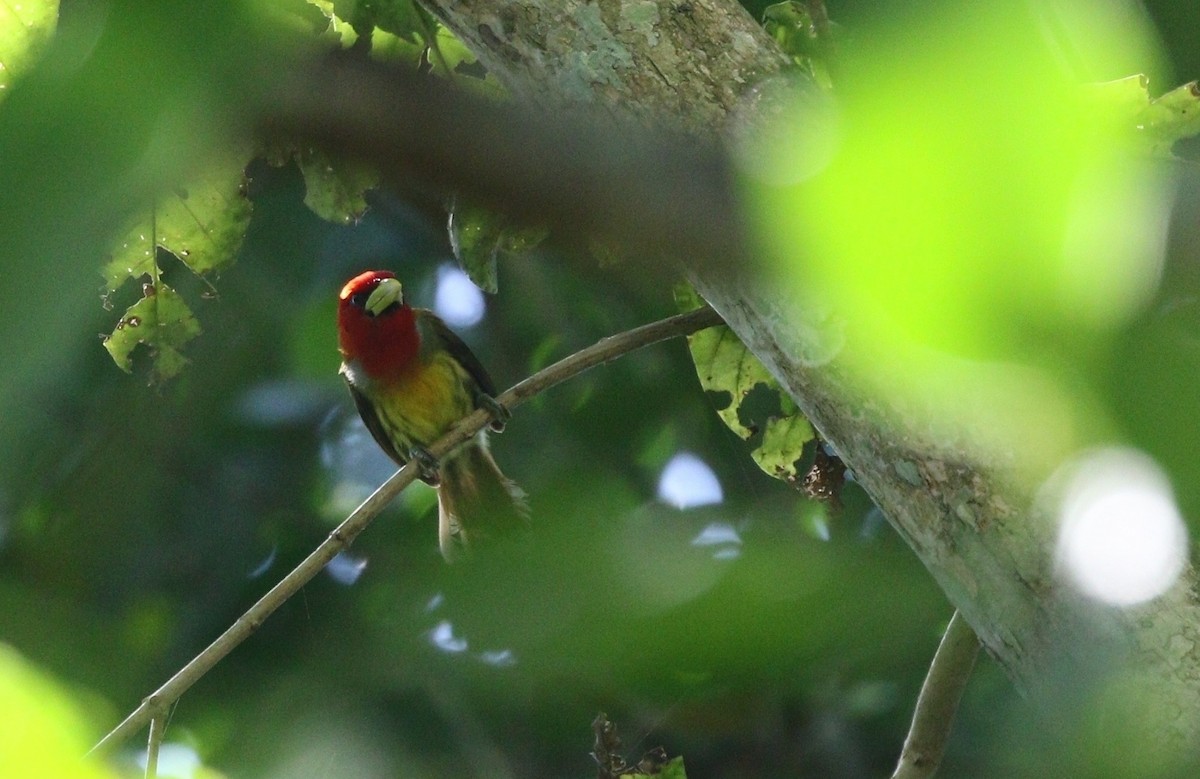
[351, 0, 429, 44]
[686, 324, 774, 440]
[762, 2, 817, 60]
[448, 198, 547, 293]
[0, 0, 58, 97]
[1136, 80, 1200, 155]
[753, 413, 815, 485]
[305, 0, 361, 47]
[102, 283, 201, 382]
[297, 146, 379, 224]
[305, 0, 427, 64]
[1086, 75, 1200, 156]
[103, 159, 251, 291]
[370, 28, 425, 66]
[761, 1, 832, 87]
[677, 285, 815, 483]
[429, 22, 477, 75]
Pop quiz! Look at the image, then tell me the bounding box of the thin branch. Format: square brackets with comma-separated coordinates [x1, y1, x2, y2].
[88, 305, 725, 758]
[891, 610, 982, 779]
[144, 714, 165, 779]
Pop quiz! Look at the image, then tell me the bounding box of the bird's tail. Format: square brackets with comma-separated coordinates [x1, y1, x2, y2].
[437, 435, 528, 560]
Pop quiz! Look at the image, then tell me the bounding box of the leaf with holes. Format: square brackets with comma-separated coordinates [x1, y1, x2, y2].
[102, 159, 251, 291]
[752, 413, 815, 485]
[678, 284, 815, 483]
[102, 283, 201, 382]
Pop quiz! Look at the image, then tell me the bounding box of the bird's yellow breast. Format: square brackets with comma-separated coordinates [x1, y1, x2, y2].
[373, 351, 477, 448]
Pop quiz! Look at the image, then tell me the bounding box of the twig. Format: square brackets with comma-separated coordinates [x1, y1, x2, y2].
[891, 610, 981, 779]
[88, 305, 725, 758]
[144, 714, 164, 779]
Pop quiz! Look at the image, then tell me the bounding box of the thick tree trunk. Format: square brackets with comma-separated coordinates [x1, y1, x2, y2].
[420, 0, 1200, 741]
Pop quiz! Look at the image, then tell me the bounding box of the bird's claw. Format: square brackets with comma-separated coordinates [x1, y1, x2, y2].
[410, 446, 441, 485]
[480, 394, 511, 432]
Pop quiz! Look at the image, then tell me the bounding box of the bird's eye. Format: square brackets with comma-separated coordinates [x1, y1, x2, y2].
[350, 291, 371, 308]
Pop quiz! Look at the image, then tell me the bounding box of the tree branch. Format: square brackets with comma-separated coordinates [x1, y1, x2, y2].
[88, 305, 725, 758]
[891, 611, 981, 779]
[261, 53, 748, 273]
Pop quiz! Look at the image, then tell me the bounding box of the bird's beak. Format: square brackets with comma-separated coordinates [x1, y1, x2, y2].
[365, 277, 403, 316]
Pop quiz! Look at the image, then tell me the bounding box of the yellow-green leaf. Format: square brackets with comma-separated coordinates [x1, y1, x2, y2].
[677, 285, 815, 483]
[430, 22, 477, 75]
[753, 413, 815, 485]
[103, 159, 251, 291]
[1136, 80, 1200, 155]
[686, 323, 774, 440]
[103, 283, 201, 382]
[1086, 75, 1200, 156]
[0, 0, 58, 97]
[298, 146, 379, 224]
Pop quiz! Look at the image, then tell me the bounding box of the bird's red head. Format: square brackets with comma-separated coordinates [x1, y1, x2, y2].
[338, 270, 420, 380]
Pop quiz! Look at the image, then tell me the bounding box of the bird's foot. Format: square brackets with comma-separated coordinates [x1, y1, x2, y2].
[409, 446, 441, 485]
[480, 394, 511, 432]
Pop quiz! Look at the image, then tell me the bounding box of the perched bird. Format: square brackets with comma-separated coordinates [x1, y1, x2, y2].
[337, 270, 527, 558]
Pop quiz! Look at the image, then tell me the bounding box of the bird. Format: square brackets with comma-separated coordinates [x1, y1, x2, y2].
[337, 269, 527, 559]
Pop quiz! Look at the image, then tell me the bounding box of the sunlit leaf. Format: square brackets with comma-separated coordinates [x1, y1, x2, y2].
[430, 21, 478, 75]
[1085, 75, 1200, 156]
[305, 0, 361, 47]
[370, 28, 425, 65]
[448, 198, 547, 293]
[677, 285, 815, 483]
[1133, 79, 1200, 155]
[0, 644, 117, 779]
[297, 146, 379, 224]
[753, 413, 815, 485]
[102, 283, 201, 382]
[102, 159, 251, 291]
[0, 0, 58, 97]
[305, 0, 427, 64]
[349, 0, 429, 46]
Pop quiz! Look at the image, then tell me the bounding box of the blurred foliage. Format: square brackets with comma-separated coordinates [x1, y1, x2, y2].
[747, 2, 1200, 484]
[0, 1, 1197, 778]
[0, 644, 117, 779]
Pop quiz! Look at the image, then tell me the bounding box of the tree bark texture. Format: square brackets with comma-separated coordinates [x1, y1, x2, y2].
[419, 0, 1200, 742]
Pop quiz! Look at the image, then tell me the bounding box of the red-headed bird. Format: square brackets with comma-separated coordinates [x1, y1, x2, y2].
[337, 270, 527, 559]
